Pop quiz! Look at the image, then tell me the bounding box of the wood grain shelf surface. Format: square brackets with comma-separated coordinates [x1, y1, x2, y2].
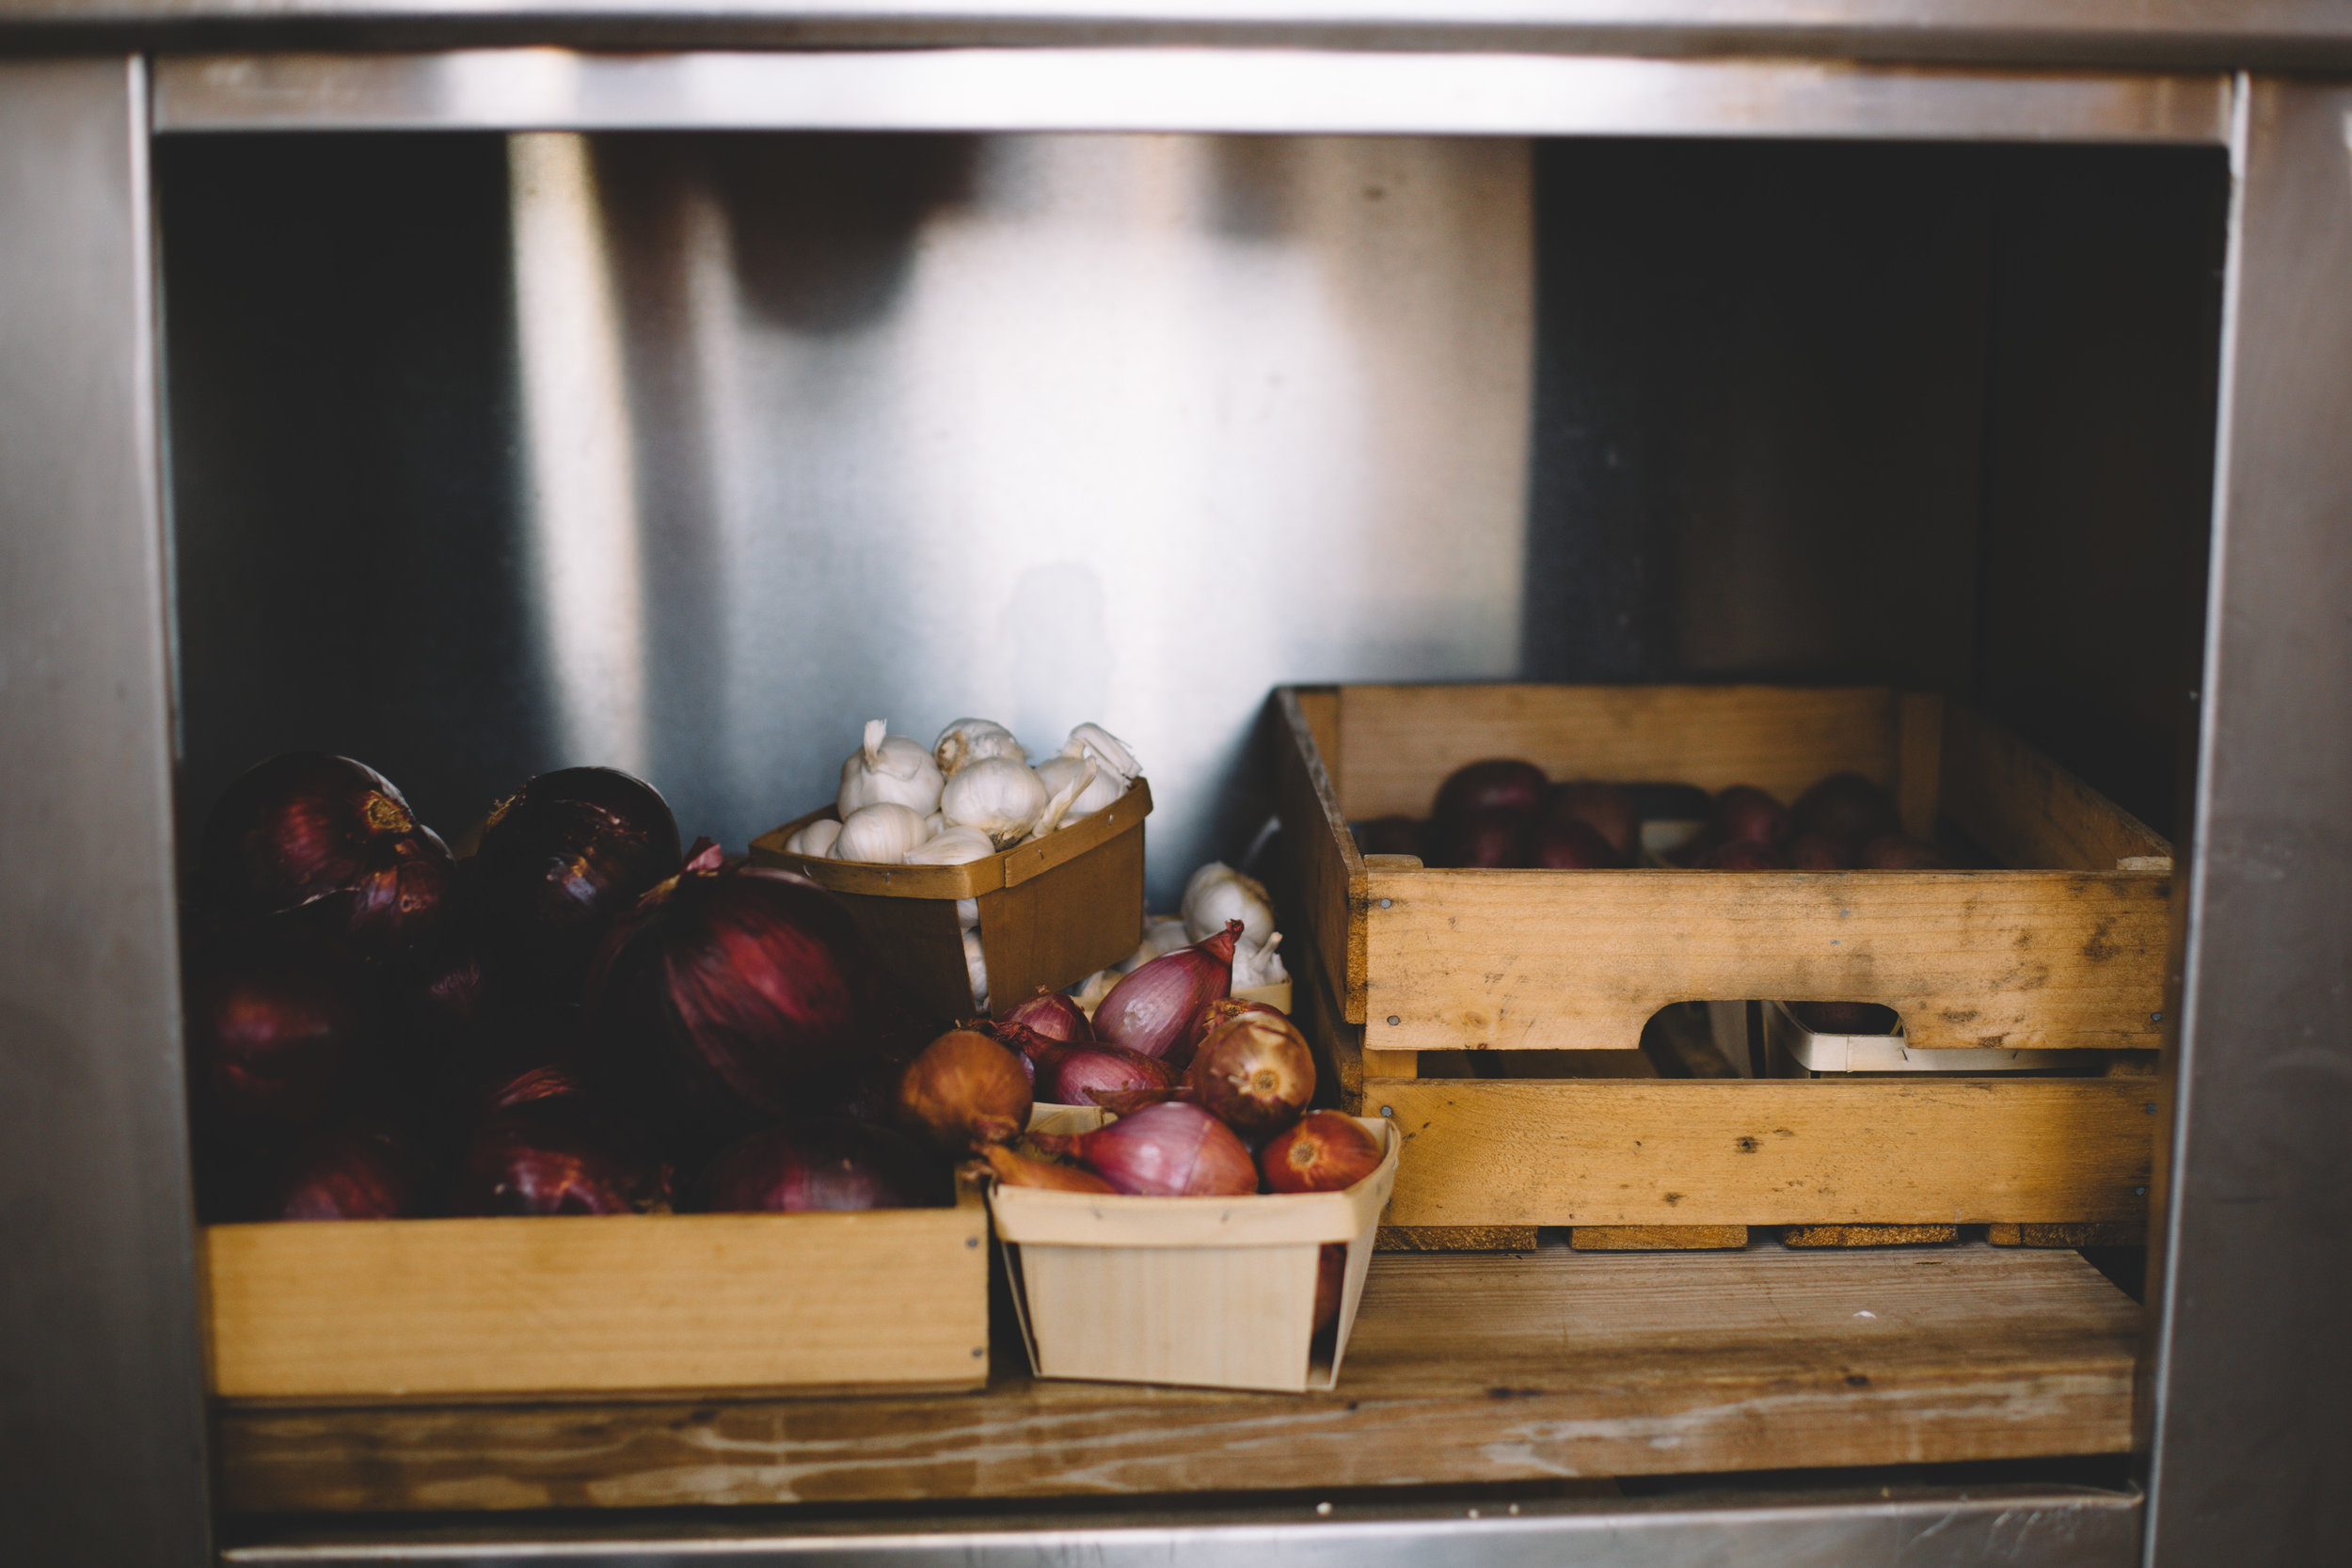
[215, 1240, 2137, 1515]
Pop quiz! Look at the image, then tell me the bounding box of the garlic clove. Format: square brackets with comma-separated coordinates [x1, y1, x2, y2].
[1066, 722, 1139, 783]
[1232, 930, 1289, 990]
[1181, 861, 1276, 947]
[904, 825, 996, 865]
[963, 928, 990, 1011]
[784, 817, 842, 858]
[833, 801, 930, 863]
[956, 896, 980, 933]
[940, 755, 1050, 850]
[1025, 753, 1096, 841]
[934, 718, 1025, 780]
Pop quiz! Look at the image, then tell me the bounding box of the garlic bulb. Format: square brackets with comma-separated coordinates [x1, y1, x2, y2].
[934, 718, 1025, 779]
[1025, 753, 1095, 840]
[925, 812, 946, 836]
[941, 755, 1049, 848]
[1182, 862, 1275, 948]
[956, 896, 980, 933]
[963, 929, 989, 1011]
[783, 817, 841, 858]
[1070, 966, 1120, 1014]
[903, 825, 996, 865]
[1231, 931, 1289, 990]
[838, 720, 944, 818]
[1041, 721, 1140, 820]
[832, 801, 929, 863]
[1118, 915, 1193, 974]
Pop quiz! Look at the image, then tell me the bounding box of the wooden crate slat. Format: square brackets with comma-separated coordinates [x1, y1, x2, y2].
[1335, 683, 1901, 821]
[1270, 688, 1364, 1020]
[215, 1243, 2136, 1513]
[1363, 863, 2169, 1053]
[1370, 1078, 2153, 1228]
[1940, 705, 2173, 873]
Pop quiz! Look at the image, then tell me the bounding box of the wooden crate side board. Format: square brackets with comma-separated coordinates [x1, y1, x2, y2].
[977, 817, 1145, 1015]
[204, 1195, 990, 1402]
[1940, 705, 2172, 873]
[1370, 1077, 2154, 1228]
[1336, 684, 1901, 820]
[1362, 865, 2169, 1053]
[1271, 688, 1366, 1022]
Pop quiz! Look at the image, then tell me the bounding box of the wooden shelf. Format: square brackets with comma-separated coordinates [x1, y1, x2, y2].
[215, 1239, 2136, 1514]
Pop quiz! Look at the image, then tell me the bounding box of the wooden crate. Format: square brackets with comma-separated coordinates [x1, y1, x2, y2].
[752, 780, 1150, 1021]
[202, 1186, 990, 1403]
[1273, 683, 2167, 1236]
[991, 1108, 1399, 1394]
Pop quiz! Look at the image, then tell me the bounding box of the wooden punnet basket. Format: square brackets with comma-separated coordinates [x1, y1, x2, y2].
[201, 1185, 991, 1403]
[1271, 684, 2168, 1243]
[751, 781, 1151, 1022]
[991, 1107, 1399, 1393]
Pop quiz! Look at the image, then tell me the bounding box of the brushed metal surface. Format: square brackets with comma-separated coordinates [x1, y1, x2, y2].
[0, 55, 211, 1568]
[221, 1483, 2141, 1565]
[2143, 73, 2352, 1568]
[163, 131, 1531, 904]
[8, 1, 2352, 72]
[155, 48, 2230, 143]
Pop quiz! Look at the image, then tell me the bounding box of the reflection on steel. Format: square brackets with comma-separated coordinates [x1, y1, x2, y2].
[154, 49, 2231, 144]
[2144, 73, 2352, 1568]
[222, 1483, 2142, 1565]
[0, 55, 212, 1568]
[511, 132, 651, 773]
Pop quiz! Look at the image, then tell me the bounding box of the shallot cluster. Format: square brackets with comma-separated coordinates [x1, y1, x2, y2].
[183, 752, 956, 1226]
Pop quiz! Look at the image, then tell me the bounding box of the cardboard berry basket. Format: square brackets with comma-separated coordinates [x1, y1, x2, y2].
[751, 780, 1151, 1022]
[988, 1106, 1399, 1393]
[1271, 683, 2166, 1244]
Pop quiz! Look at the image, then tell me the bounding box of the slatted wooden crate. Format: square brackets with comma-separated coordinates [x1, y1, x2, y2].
[202, 1185, 991, 1403]
[1272, 683, 2166, 1238]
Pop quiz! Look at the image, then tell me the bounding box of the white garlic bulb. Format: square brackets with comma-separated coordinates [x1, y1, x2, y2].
[924, 812, 946, 835]
[1181, 862, 1276, 948]
[1026, 752, 1096, 840]
[1051, 721, 1141, 820]
[1070, 966, 1120, 1014]
[941, 755, 1049, 848]
[956, 896, 980, 933]
[783, 817, 841, 858]
[933, 718, 1025, 779]
[1118, 915, 1193, 974]
[903, 825, 996, 865]
[832, 801, 929, 863]
[1231, 931, 1289, 990]
[838, 719, 944, 818]
[963, 928, 989, 1011]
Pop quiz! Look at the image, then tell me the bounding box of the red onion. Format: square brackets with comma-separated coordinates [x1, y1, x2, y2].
[1030, 1101, 1257, 1197]
[895, 1028, 1033, 1151]
[184, 927, 369, 1133]
[1039, 1039, 1177, 1108]
[1788, 832, 1854, 870]
[1709, 784, 1788, 847]
[981, 1144, 1117, 1194]
[1354, 816, 1426, 859]
[1312, 1242, 1347, 1337]
[1178, 1010, 1316, 1140]
[266, 1122, 422, 1221]
[1792, 771, 1900, 848]
[1430, 807, 1533, 869]
[1549, 781, 1637, 860]
[589, 857, 889, 1124]
[1001, 989, 1093, 1045]
[1859, 834, 1950, 870]
[1259, 1110, 1384, 1195]
[199, 752, 456, 961]
[476, 766, 682, 1001]
[447, 1096, 659, 1216]
[694, 1119, 949, 1212]
[1699, 838, 1790, 870]
[1432, 758, 1547, 822]
[1533, 816, 1618, 869]
[1093, 920, 1240, 1067]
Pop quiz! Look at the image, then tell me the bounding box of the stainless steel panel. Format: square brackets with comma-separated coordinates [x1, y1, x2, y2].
[223, 1483, 2142, 1566]
[155, 49, 2231, 143]
[2142, 73, 2352, 1568]
[9, 1, 2352, 72]
[166, 132, 1532, 905]
[0, 55, 211, 1568]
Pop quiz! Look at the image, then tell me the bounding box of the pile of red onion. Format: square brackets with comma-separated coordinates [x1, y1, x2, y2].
[183, 752, 957, 1225]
